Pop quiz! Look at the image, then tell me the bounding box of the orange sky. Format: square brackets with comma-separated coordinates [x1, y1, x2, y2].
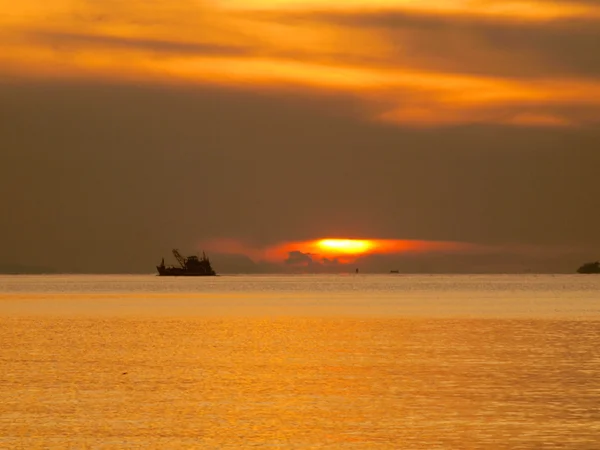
[2, 0, 600, 127]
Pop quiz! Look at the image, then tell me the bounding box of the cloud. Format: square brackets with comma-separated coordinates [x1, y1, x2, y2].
[202, 238, 486, 267]
[198, 239, 591, 274]
[27, 30, 253, 57]
[223, 0, 600, 21]
[270, 9, 600, 78]
[208, 253, 260, 274]
[284, 251, 314, 265]
[2, 0, 599, 127]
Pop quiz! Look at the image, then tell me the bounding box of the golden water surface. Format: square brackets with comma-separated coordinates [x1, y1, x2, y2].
[1, 275, 600, 449]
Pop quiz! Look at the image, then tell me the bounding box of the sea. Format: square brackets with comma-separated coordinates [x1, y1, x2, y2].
[1, 274, 599, 449]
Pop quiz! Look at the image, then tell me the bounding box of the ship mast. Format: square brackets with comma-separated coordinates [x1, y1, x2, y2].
[172, 249, 187, 268]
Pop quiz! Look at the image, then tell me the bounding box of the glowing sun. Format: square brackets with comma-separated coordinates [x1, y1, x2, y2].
[316, 239, 373, 254]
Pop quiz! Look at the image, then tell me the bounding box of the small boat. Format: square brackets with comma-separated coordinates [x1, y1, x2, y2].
[390, 270, 399, 274]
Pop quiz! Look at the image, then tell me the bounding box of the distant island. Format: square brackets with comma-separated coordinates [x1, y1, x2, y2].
[577, 261, 600, 274]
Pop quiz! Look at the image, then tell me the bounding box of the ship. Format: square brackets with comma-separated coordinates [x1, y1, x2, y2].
[576, 261, 600, 274]
[157, 249, 217, 276]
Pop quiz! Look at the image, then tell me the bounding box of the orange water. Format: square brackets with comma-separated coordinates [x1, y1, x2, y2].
[1, 275, 600, 448]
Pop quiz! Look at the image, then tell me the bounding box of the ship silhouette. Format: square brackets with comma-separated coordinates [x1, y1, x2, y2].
[157, 249, 217, 276]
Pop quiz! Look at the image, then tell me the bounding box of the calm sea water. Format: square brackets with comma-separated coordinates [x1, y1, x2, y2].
[1, 274, 600, 449]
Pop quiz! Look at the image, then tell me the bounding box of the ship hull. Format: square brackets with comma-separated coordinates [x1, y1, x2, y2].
[156, 266, 216, 276]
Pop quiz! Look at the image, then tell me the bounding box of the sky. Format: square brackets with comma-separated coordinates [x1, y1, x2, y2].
[1, 0, 599, 273]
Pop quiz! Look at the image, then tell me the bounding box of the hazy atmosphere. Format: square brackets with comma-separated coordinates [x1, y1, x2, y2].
[2, 0, 600, 273]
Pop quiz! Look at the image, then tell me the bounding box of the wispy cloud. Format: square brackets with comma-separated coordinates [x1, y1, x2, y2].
[219, 0, 600, 21]
[2, 0, 600, 127]
[26, 30, 253, 56]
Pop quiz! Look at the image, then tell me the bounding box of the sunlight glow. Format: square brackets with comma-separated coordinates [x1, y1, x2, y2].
[201, 237, 477, 269]
[317, 239, 373, 254]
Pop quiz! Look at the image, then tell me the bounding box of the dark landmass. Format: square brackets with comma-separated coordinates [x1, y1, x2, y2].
[577, 261, 600, 274]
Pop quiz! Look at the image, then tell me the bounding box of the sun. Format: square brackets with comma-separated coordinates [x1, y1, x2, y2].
[316, 239, 373, 255]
